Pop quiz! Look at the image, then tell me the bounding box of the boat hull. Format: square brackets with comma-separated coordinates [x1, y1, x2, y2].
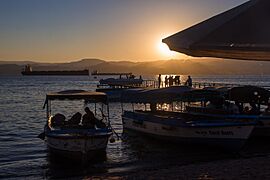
[45, 127, 112, 161]
[96, 88, 126, 101]
[99, 78, 143, 86]
[122, 112, 255, 151]
[47, 145, 107, 162]
[124, 127, 248, 152]
[21, 70, 89, 76]
[252, 115, 270, 137]
[97, 87, 143, 101]
[188, 111, 270, 137]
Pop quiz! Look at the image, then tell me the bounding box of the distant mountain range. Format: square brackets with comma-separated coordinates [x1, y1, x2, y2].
[1, 58, 270, 75]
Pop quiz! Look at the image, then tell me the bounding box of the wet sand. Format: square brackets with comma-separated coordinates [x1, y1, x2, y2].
[90, 137, 270, 179]
[85, 137, 270, 180]
[127, 156, 270, 179]
[91, 155, 270, 179]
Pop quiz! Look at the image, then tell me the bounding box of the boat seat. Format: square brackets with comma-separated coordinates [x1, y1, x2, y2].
[67, 112, 82, 126]
[51, 113, 66, 128]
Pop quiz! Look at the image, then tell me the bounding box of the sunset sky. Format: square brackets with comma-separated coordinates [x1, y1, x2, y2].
[0, 0, 249, 62]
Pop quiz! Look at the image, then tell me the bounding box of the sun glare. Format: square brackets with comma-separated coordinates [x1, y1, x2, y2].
[157, 42, 175, 59]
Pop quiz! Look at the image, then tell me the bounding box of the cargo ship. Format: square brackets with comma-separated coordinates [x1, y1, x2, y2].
[21, 65, 89, 76]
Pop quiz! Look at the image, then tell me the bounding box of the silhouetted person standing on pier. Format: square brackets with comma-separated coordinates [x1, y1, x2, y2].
[158, 74, 162, 88]
[175, 75, 180, 85]
[169, 76, 173, 87]
[185, 75, 192, 87]
[165, 76, 168, 87]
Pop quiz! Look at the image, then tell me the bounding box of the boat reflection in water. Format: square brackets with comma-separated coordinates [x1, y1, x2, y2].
[45, 150, 108, 178]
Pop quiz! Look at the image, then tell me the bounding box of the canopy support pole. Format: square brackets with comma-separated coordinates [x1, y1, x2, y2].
[95, 103, 97, 116]
[49, 100, 51, 118]
[107, 104, 110, 125]
[46, 100, 49, 122]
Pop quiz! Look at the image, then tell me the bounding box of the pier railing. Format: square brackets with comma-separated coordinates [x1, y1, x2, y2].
[192, 82, 240, 89]
[97, 79, 270, 90]
[142, 80, 159, 88]
[192, 82, 270, 90]
[142, 80, 270, 90]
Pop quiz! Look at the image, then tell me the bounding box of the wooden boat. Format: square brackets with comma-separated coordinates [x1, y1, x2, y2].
[41, 90, 112, 161]
[121, 86, 256, 151]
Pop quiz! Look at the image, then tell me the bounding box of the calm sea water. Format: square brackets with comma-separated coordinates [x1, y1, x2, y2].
[0, 75, 270, 179]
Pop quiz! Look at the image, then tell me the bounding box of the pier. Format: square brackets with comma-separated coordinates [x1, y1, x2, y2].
[140, 80, 270, 90]
[91, 71, 132, 76]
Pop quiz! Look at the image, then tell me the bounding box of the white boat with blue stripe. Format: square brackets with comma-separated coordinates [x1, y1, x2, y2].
[40, 90, 112, 161]
[121, 86, 257, 151]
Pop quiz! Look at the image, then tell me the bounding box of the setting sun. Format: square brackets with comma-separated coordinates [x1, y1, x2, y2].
[158, 42, 173, 57]
[157, 41, 176, 59]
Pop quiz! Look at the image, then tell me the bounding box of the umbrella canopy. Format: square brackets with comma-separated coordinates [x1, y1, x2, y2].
[162, 0, 270, 61]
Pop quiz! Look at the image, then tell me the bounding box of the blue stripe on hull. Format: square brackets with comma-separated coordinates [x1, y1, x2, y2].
[124, 127, 247, 152]
[123, 111, 256, 128]
[122, 111, 254, 151]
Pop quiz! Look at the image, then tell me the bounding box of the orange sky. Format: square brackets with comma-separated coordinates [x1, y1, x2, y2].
[0, 0, 248, 62]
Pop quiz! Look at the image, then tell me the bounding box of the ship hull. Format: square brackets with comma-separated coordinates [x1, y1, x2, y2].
[21, 70, 89, 76]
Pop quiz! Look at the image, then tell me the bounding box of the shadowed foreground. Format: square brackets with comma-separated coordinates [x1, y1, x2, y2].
[90, 155, 270, 179]
[88, 137, 270, 179]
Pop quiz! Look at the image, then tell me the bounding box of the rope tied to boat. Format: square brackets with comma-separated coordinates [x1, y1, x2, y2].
[99, 108, 123, 141]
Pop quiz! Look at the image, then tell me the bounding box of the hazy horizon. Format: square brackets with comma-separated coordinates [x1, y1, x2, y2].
[0, 0, 248, 63]
[0, 57, 214, 63]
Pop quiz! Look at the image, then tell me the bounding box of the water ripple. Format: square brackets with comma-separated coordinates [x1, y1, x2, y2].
[1, 75, 270, 178]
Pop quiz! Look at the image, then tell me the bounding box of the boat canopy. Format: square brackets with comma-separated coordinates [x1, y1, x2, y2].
[162, 0, 270, 61]
[228, 86, 270, 104]
[99, 78, 143, 86]
[121, 86, 269, 104]
[121, 86, 193, 103]
[181, 89, 222, 102]
[45, 90, 107, 104]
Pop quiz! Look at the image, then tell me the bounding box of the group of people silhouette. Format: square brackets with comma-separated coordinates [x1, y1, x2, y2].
[51, 107, 106, 129]
[158, 74, 192, 88]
